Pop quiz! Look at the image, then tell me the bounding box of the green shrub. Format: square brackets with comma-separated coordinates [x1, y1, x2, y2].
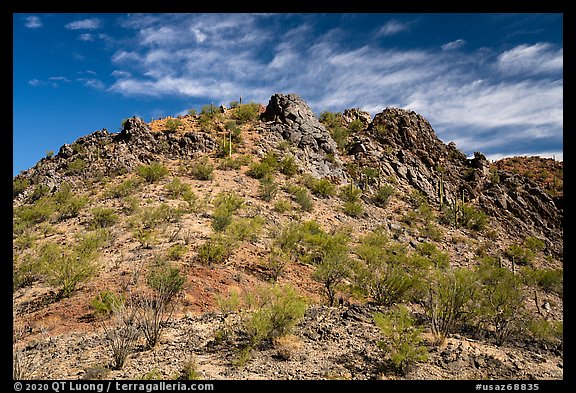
[273, 199, 292, 213]
[330, 126, 350, 151]
[13, 177, 31, 197]
[319, 111, 342, 129]
[313, 235, 351, 306]
[133, 203, 183, 230]
[242, 283, 307, 348]
[524, 236, 545, 252]
[374, 305, 428, 374]
[196, 234, 236, 264]
[53, 183, 88, 220]
[164, 177, 191, 198]
[504, 243, 535, 266]
[527, 318, 563, 344]
[29, 184, 51, 202]
[266, 247, 292, 282]
[233, 102, 260, 124]
[211, 192, 244, 231]
[302, 175, 336, 198]
[247, 161, 275, 179]
[258, 175, 278, 202]
[39, 233, 103, 297]
[225, 216, 264, 242]
[522, 267, 563, 296]
[137, 162, 169, 183]
[288, 186, 313, 212]
[424, 268, 477, 341]
[91, 207, 118, 229]
[460, 204, 489, 231]
[279, 155, 298, 177]
[355, 229, 414, 306]
[146, 265, 185, 304]
[189, 158, 214, 181]
[90, 290, 125, 318]
[347, 119, 364, 132]
[165, 118, 182, 132]
[343, 201, 363, 217]
[218, 155, 251, 170]
[167, 243, 187, 260]
[374, 185, 394, 207]
[417, 242, 450, 269]
[106, 178, 141, 199]
[475, 261, 524, 344]
[66, 158, 87, 175]
[339, 184, 362, 203]
[13, 255, 41, 290]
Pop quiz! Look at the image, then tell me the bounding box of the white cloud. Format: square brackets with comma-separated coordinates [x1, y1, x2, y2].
[78, 33, 94, 41]
[377, 20, 413, 36]
[28, 79, 42, 87]
[441, 39, 465, 50]
[65, 18, 101, 30]
[106, 14, 562, 159]
[496, 43, 563, 76]
[78, 78, 105, 90]
[49, 76, 71, 82]
[24, 16, 42, 29]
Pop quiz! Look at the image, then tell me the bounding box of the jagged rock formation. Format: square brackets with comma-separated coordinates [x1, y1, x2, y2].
[262, 93, 347, 181]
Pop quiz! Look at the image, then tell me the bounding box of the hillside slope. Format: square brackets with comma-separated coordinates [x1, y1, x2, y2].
[12, 93, 563, 380]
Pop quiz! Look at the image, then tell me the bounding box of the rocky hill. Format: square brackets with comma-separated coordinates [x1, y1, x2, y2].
[12, 93, 563, 381]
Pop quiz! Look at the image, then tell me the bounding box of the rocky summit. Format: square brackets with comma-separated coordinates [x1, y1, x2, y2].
[13, 93, 563, 381]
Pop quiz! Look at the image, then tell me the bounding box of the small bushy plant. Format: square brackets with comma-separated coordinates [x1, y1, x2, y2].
[137, 162, 169, 183]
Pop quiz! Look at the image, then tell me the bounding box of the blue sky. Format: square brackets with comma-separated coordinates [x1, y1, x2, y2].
[13, 13, 563, 176]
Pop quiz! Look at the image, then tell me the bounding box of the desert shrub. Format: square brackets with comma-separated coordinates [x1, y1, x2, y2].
[135, 203, 184, 229]
[273, 199, 292, 213]
[279, 155, 298, 177]
[424, 268, 477, 342]
[90, 207, 118, 229]
[198, 104, 221, 132]
[225, 216, 264, 242]
[13, 177, 30, 197]
[524, 236, 546, 252]
[197, 234, 236, 265]
[522, 268, 563, 296]
[258, 175, 278, 202]
[225, 120, 243, 143]
[301, 175, 336, 198]
[165, 118, 182, 132]
[38, 233, 103, 297]
[164, 177, 192, 199]
[242, 283, 307, 348]
[273, 220, 324, 259]
[233, 102, 260, 124]
[91, 290, 125, 318]
[266, 246, 293, 282]
[14, 198, 54, 227]
[66, 158, 87, 175]
[331, 126, 351, 151]
[211, 192, 244, 231]
[177, 357, 201, 380]
[102, 300, 139, 370]
[106, 178, 141, 199]
[287, 185, 313, 212]
[374, 305, 428, 374]
[218, 155, 251, 171]
[355, 229, 415, 306]
[313, 234, 352, 306]
[51, 185, 88, 221]
[137, 162, 169, 183]
[133, 228, 157, 249]
[373, 185, 395, 207]
[504, 243, 535, 266]
[189, 157, 214, 181]
[475, 260, 524, 344]
[526, 318, 563, 345]
[167, 243, 187, 260]
[460, 204, 489, 231]
[339, 184, 362, 203]
[13, 255, 41, 290]
[343, 201, 363, 217]
[146, 265, 185, 304]
[417, 242, 450, 269]
[28, 184, 51, 202]
[347, 119, 364, 132]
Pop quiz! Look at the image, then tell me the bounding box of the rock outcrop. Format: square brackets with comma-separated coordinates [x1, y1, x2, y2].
[262, 93, 347, 181]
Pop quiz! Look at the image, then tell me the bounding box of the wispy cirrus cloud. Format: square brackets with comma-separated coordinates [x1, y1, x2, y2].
[376, 19, 414, 36]
[441, 39, 466, 50]
[106, 14, 562, 159]
[65, 18, 101, 30]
